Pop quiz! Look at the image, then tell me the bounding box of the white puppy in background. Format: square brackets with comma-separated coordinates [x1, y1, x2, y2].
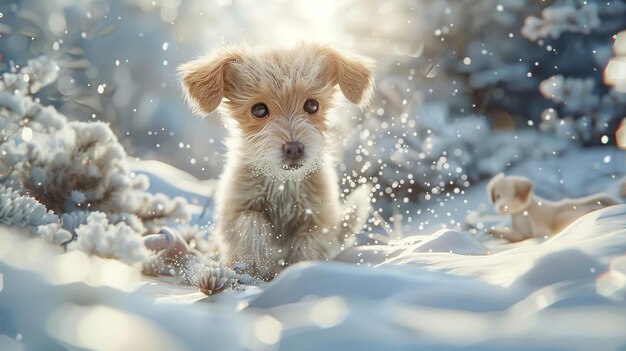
[179, 43, 374, 280]
[486, 173, 621, 242]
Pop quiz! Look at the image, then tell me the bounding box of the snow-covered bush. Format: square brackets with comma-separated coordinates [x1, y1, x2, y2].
[0, 56, 190, 236]
[0, 55, 200, 281]
[68, 211, 150, 265]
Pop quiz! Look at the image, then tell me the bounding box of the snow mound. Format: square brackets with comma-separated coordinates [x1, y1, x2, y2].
[365, 205, 626, 286]
[335, 229, 489, 265]
[2, 173, 626, 350]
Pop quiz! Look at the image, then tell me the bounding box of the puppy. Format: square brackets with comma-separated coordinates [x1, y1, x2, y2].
[179, 43, 374, 279]
[486, 173, 621, 241]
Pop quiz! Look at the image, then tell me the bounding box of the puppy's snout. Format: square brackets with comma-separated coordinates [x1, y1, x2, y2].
[283, 141, 304, 161]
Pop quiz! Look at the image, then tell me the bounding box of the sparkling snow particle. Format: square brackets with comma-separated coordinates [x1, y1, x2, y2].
[463, 57, 471, 65]
[601, 135, 609, 144]
[21, 127, 33, 142]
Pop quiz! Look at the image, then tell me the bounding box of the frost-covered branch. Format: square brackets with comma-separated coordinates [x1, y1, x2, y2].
[0, 185, 57, 232]
[522, 3, 600, 41]
[539, 75, 598, 114]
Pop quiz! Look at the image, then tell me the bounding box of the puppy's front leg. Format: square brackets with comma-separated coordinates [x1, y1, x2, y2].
[224, 211, 281, 280]
[287, 229, 336, 264]
[488, 227, 528, 242]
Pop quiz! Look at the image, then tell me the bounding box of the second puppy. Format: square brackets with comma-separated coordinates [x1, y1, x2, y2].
[486, 173, 620, 241]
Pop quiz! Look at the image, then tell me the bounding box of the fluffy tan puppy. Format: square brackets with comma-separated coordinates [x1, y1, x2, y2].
[486, 173, 620, 241]
[179, 43, 374, 279]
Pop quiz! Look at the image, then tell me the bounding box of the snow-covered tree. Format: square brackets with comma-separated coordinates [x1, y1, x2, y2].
[1, 56, 190, 240]
[523, 1, 626, 143]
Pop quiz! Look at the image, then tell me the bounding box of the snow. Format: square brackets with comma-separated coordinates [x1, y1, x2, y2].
[2, 147, 626, 350]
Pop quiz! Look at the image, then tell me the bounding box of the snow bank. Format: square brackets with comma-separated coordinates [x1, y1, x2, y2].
[2, 202, 626, 350]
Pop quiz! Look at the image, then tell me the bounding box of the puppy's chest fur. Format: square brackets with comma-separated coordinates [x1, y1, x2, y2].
[218, 162, 340, 240]
[250, 177, 317, 238]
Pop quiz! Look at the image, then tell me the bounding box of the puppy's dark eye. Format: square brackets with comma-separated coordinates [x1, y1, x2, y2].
[303, 99, 319, 114]
[251, 103, 269, 118]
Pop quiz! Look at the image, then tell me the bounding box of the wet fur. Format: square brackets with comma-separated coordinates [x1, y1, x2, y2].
[179, 42, 374, 279]
[486, 173, 621, 241]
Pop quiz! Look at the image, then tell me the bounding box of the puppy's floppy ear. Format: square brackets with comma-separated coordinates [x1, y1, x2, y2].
[486, 173, 505, 204]
[178, 48, 240, 115]
[316, 44, 375, 108]
[511, 176, 534, 206]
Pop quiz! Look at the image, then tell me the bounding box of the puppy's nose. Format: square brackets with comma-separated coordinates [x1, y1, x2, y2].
[283, 141, 304, 161]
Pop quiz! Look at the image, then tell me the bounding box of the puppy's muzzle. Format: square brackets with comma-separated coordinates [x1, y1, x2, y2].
[283, 141, 304, 169]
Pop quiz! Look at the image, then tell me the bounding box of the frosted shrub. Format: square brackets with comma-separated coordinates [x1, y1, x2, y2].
[0, 56, 190, 236]
[68, 212, 150, 265]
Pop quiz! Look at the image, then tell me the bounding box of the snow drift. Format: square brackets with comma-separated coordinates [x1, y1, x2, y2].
[2, 201, 626, 350]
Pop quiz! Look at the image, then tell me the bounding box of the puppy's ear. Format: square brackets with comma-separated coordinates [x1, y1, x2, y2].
[178, 48, 240, 115]
[486, 173, 505, 204]
[317, 45, 375, 108]
[511, 176, 534, 206]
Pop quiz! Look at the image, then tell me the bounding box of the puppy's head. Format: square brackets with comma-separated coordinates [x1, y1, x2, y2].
[179, 42, 374, 181]
[486, 173, 534, 214]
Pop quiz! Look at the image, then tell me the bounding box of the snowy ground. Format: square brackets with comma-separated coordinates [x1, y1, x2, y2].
[2, 147, 626, 350]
